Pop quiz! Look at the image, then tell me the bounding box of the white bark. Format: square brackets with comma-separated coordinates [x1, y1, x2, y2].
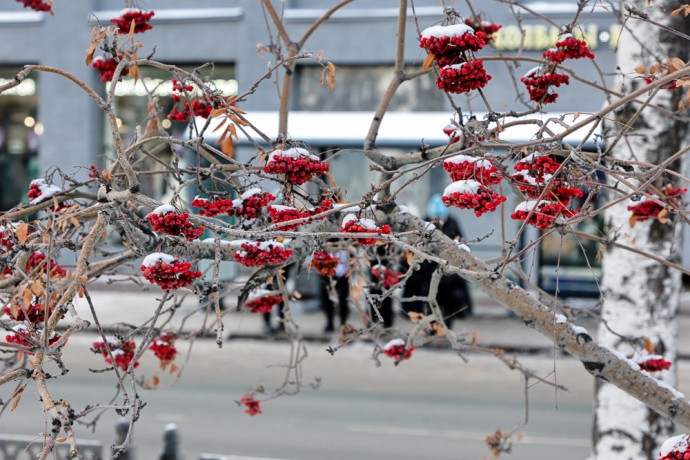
[594, 1, 687, 458]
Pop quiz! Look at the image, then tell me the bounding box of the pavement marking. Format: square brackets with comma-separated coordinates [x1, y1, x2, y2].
[348, 424, 589, 447]
[200, 455, 291, 460]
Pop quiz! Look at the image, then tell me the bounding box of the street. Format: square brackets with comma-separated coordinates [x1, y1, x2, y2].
[1, 333, 609, 460]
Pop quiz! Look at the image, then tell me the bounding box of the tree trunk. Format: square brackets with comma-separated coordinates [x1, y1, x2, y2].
[594, 1, 689, 458]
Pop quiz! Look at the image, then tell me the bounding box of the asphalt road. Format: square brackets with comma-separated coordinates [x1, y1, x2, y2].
[2, 335, 607, 459]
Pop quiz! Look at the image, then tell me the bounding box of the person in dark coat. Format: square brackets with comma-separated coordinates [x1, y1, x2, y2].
[401, 194, 473, 328]
[321, 250, 350, 333]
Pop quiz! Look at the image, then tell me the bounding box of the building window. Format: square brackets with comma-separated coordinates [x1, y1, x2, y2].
[294, 65, 450, 112]
[0, 66, 40, 211]
[103, 63, 236, 200]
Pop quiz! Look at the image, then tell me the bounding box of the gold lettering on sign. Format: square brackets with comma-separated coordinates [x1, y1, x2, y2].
[493, 24, 611, 51]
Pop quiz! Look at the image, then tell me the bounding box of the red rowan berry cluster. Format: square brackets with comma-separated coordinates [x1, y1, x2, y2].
[141, 253, 201, 290]
[149, 333, 177, 366]
[442, 180, 507, 217]
[147, 205, 204, 241]
[6, 325, 61, 350]
[383, 338, 414, 361]
[263, 148, 329, 185]
[309, 252, 339, 277]
[436, 60, 491, 94]
[443, 124, 462, 143]
[0, 225, 16, 250]
[26, 252, 67, 278]
[231, 240, 293, 267]
[511, 200, 577, 230]
[167, 80, 219, 122]
[233, 189, 276, 220]
[340, 215, 392, 245]
[543, 35, 595, 64]
[464, 18, 502, 43]
[644, 76, 678, 90]
[639, 358, 672, 372]
[268, 200, 332, 230]
[443, 155, 503, 185]
[520, 67, 570, 104]
[110, 8, 155, 34]
[91, 55, 129, 83]
[92, 337, 139, 371]
[512, 154, 583, 204]
[27, 178, 62, 205]
[240, 396, 262, 416]
[4, 301, 60, 324]
[191, 196, 235, 217]
[16, 0, 52, 13]
[371, 265, 402, 289]
[244, 292, 283, 314]
[628, 187, 686, 221]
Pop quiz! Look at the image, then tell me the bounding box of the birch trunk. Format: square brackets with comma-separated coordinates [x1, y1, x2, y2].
[594, 1, 689, 458]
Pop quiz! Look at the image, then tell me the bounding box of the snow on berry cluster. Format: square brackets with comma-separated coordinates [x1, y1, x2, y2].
[27, 178, 62, 205]
[230, 240, 293, 267]
[191, 196, 235, 217]
[443, 154, 503, 185]
[510, 200, 574, 230]
[91, 55, 129, 83]
[92, 336, 139, 371]
[382, 338, 415, 361]
[628, 187, 686, 222]
[149, 333, 177, 367]
[232, 189, 276, 220]
[309, 252, 339, 277]
[3, 300, 60, 324]
[464, 18, 502, 43]
[263, 148, 329, 185]
[110, 8, 155, 34]
[267, 200, 333, 230]
[16, 0, 53, 13]
[543, 34, 595, 64]
[6, 325, 61, 351]
[340, 214, 392, 246]
[659, 435, 690, 460]
[167, 79, 220, 122]
[141, 253, 201, 290]
[244, 289, 283, 314]
[520, 66, 570, 104]
[240, 396, 262, 416]
[26, 252, 67, 278]
[442, 180, 507, 217]
[420, 20, 494, 93]
[371, 265, 402, 289]
[147, 205, 204, 241]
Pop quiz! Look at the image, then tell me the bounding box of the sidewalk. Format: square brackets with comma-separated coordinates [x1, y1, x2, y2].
[64, 284, 690, 356]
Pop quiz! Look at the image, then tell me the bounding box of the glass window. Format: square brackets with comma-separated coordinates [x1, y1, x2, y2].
[0, 66, 40, 211]
[102, 63, 236, 201]
[294, 65, 451, 112]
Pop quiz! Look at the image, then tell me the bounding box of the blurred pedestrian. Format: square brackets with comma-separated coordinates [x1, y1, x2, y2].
[401, 194, 473, 328]
[321, 250, 349, 332]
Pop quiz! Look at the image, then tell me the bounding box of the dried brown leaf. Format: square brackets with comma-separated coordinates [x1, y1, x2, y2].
[221, 136, 235, 158]
[326, 62, 336, 90]
[128, 19, 136, 41]
[210, 108, 228, 118]
[16, 223, 29, 246]
[423, 52, 436, 70]
[635, 62, 646, 74]
[629, 215, 637, 228]
[10, 384, 26, 412]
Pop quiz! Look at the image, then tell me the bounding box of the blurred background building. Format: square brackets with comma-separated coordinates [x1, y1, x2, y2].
[0, 1, 634, 294]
